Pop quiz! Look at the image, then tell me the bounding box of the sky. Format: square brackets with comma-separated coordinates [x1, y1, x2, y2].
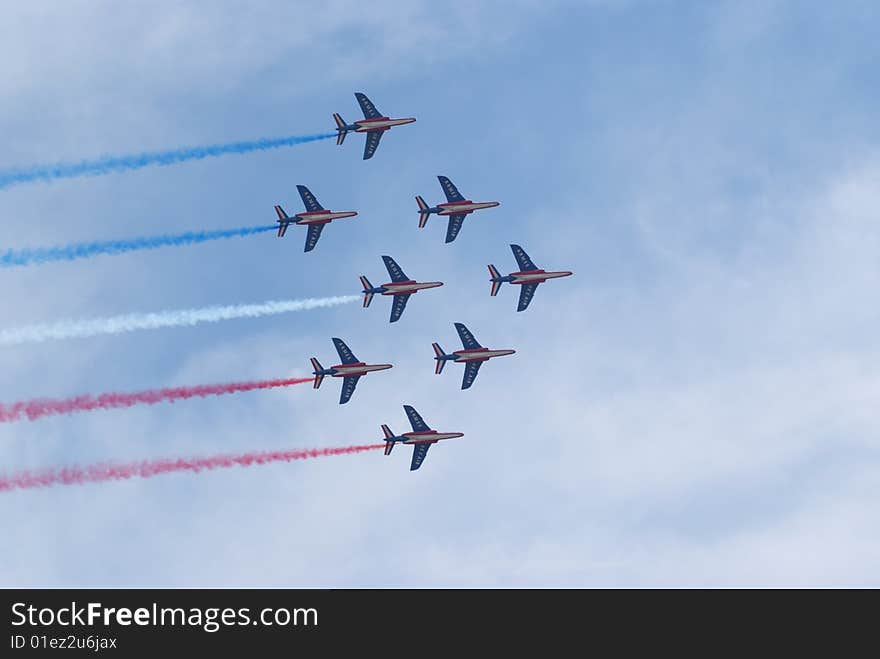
[1, 0, 879, 586]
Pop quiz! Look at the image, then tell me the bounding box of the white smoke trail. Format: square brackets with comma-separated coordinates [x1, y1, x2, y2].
[0, 296, 359, 346]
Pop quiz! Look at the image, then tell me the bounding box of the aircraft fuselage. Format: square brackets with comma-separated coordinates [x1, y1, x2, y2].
[327, 362, 392, 377]
[433, 200, 500, 216]
[451, 348, 516, 363]
[353, 117, 416, 132]
[379, 280, 444, 296]
[294, 210, 358, 225]
[401, 430, 465, 445]
[507, 269, 573, 285]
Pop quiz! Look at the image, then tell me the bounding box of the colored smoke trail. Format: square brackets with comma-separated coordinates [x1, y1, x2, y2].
[0, 295, 359, 346]
[0, 133, 336, 190]
[0, 225, 277, 268]
[0, 377, 314, 423]
[0, 444, 386, 493]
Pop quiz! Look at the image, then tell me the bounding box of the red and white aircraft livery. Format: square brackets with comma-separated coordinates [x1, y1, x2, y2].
[415, 176, 501, 243]
[274, 185, 357, 252]
[381, 405, 465, 471]
[310, 338, 392, 405]
[333, 92, 416, 160]
[488, 244, 573, 312]
[432, 323, 516, 390]
[360, 256, 443, 323]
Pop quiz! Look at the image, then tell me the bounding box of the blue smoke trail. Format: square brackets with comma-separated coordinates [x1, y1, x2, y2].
[1, 225, 278, 267]
[0, 132, 336, 190]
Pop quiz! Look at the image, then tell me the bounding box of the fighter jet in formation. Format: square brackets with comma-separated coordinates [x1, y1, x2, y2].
[488, 244, 573, 312]
[415, 176, 500, 243]
[311, 338, 392, 404]
[381, 405, 464, 471]
[432, 322, 515, 390]
[333, 92, 416, 160]
[274, 185, 357, 252]
[360, 256, 443, 323]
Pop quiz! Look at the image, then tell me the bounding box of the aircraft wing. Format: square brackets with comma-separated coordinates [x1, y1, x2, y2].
[461, 362, 483, 389]
[363, 130, 383, 160]
[511, 244, 538, 271]
[444, 214, 467, 243]
[454, 322, 482, 350]
[461, 361, 483, 390]
[304, 224, 324, 252]
[404, 405, 430, 432]
[389, 294, 410, 323]
[339, 375, 360, 404]
[517, 283, 539, 312]
[382, 255, 409, 282]
[410, 442, 431, 471]
[355, 92, 382, 119]
[296, 185, 324, 212]
[438, 176, 465, 203]
[332, 338, 359, 364]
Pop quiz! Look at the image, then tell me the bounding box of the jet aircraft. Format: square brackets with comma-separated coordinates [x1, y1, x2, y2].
[360, 256, 443, 323]
[488, 244, 573, 311]
[310, 338, 392, 404]
[381, 405, 464, 471]
[432, 322, 515, 390]
[274, 185, 357, 252]
[333, 92, 416, 160]
[415, 176, 500, 243]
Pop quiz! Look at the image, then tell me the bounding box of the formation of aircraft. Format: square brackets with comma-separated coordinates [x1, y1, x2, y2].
[274, 185, 357, 252]
[380, 405, 464, 471]
[310, 338, 392, 404]
[333, 92, 416, 160]
[415, 176, 500, 243]
[432, 323, 515, 389]
[488, 244, 573, 312]
[360, 256, 444, 323]
[294, 93, 573, 471]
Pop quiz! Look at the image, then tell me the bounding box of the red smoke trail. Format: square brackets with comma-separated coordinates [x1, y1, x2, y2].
[0, 377, 314, 423]
[0, 444, 386, 493]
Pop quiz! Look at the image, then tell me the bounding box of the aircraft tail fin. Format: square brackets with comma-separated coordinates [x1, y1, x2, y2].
[360, 276, 374, 307]
[333, 113, 347, 145]
[274, 206, 289, 237]
[415, 195, 430, 228]
[382, 424, 395, 455]
[310, 358, 324, 389]
[274, 205, 291, 237]
[432, 343, 447, 374]
[488, 265, 503, 296]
